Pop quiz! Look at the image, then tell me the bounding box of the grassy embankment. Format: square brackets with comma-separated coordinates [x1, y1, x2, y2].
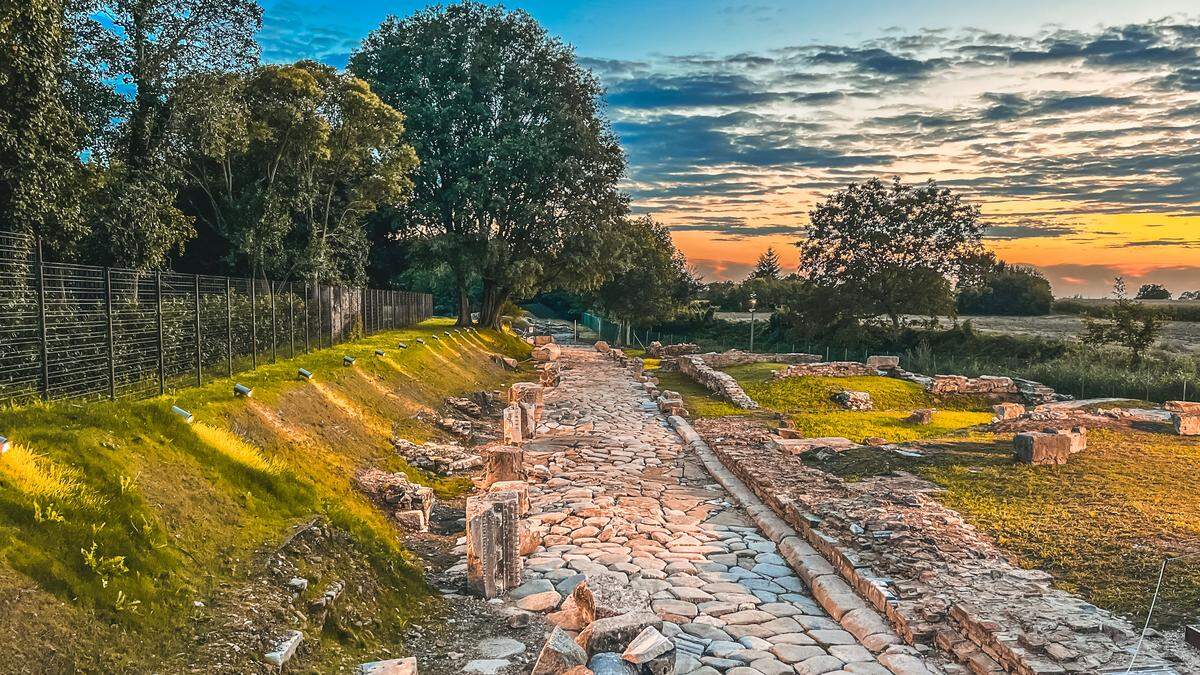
[667, 357, 1200, 628]
[0, 319, 530, 671]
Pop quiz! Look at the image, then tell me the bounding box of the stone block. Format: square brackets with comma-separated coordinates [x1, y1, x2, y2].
[992, 402, 1026, 421]
[531, 335, 554, 346]
[1173, 413, 1200, 436]
[594, 341, 610, 353]
[488, 480, 529, 515]
[502, 404, 526, 444]
[866, 355, 900, 370]
[769, 437, 859, 455]
[264, 630, 303, 667]
[905, 409, 936, 425]
[622, 625, 674, 674]
[533, 343, 562, 362]
[466, 494, 522, 598]
[834, 391, 873, 411]
[357, 657, 417, 674]
[532, 627, 588, 674]
[1013, 432, 1073, 465]
[1165, 400, 1200, 414]
[575, 610, 662, 655]
[1045, 426, 1087, 453]
[572, 573, 652, 623]
[483, 445, 527, 485]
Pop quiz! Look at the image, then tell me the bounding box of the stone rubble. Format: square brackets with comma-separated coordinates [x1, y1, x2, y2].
[689, 417, 1179, 675]
[676, 354, 759, 409]
[391, 437, 484, 475]
[646, 341, 702, 358]
[834, 390, 874, 411]
[354, 469, 436, 531]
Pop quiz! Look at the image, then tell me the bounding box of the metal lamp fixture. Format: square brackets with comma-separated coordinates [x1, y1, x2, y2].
[298, 368, 314, 380]
[415, 338, 425, 345]
[234, 383, 253, 397]
[171, 405, 194, 423]
[748, 292, 758, 354]
[0, 435, 9, 454]
[343, 355, 356, 366]
[397, 343, 408, 349]
[374, 349, 385, 356]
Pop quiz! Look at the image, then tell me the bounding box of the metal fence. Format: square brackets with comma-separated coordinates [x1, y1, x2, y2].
[0, 231, 432, 405]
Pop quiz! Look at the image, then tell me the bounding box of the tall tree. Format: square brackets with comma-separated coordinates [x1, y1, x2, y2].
[797, 177, 983, 329]
[749, 247, 782, 280]
[0, 0, 88, 256]
[173, 62, 417, 283]
[76, 0, 262, 269]
[350, 1, 627, 326]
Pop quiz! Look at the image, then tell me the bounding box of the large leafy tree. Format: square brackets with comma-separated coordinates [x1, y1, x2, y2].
[350, 1, 627, 326]
[0, 0, 89, 256]
[173, 62, 417, 283]
[797, 177, 983, 329]
[76, 0, 262, 269]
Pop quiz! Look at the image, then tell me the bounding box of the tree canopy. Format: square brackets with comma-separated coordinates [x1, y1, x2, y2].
[749, 247, 782, 280]
[349, 1, 627, 326]
[797, 177, 983, 329]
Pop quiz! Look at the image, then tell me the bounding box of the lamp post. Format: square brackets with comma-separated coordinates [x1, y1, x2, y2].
[748, 293, 758, 353]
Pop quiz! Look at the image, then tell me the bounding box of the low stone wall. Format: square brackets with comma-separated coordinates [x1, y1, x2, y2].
[676, 355, 758, 409]
[928, 374, 1018, 396]
[775, 361, 880, 379]
[644, 341, 699, 358]
[689, 418, 1176, 675]
[696, 349, 820, 369]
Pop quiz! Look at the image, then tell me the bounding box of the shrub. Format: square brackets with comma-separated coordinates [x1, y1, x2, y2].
[957, 266, 1052, 315]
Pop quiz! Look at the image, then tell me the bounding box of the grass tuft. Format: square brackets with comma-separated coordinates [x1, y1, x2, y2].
[0, 443, 97, 508]
[191, 423, 282, 476]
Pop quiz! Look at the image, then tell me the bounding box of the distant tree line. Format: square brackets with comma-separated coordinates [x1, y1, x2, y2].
[0, 0, 693, 328]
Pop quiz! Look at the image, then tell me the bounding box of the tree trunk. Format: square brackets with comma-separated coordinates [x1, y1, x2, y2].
[455, 276, 472, 327]
[479, 281, 506, 329]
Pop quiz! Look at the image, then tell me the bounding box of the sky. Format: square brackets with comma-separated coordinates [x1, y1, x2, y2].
[258, 0, 1200, 297]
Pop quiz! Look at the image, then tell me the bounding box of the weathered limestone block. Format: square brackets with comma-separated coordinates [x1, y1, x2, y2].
[834, 390, 874, 411]
[357, 657, 417, 674]
[646, 342, 700, 358]
[993, 402, 1026, 421]
[264, 630, 303, 667]
[490, 353, 519, 371]
[930, 374, 1017, 395]
[531, 335, 555, 346]
[866, 355, 900, 370]
[905, 409, 936, 425]
[488, 480, 529, 515]
[502, 404, 526, 444]
[537, 362, 561, 388]
[518, 402, 537, 439]
[572, 573, 651, 623]
[1173, 413, 1200, 436]
[622, 625, 675, 674]
[483, 445, 527, 485]
[532, 343, 562, 362]
[1013, 432, 1073, 465]
[355, 470, 435, 531]
[575, 610, 662, 655]
[594, 341, 610, 353]
[1046, 426, 1088, 453]
[769, 436, 859, 455]
[1166, 400, 1200, 414]
[466, 493, 522, 598]
[656, 391, 686, 416]
[532, 627, 588, 675]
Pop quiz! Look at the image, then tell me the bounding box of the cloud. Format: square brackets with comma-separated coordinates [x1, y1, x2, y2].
[690, 258, 756, 282]
[1034, 263, 1200, 296]
[984, 223, 1076, 239]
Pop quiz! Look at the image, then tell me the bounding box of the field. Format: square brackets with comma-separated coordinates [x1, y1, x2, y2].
[928, 313, 1200, 355]
[671, 361, 1200, 628]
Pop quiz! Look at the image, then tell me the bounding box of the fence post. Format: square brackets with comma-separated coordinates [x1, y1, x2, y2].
[34, 238, 50, 400]
[226, 277, 233, 376]
[250, 278, 257, 368]
[194, 275, 202, 387]
[304, 282, 311, 353]
[315, 282, 323, 349]
[156, 271, 165, 396]
[289, 282, 296, 358]
[270, 280, 277, 364]
[329, 286, 335, 346]
[106, 268, 116, 400]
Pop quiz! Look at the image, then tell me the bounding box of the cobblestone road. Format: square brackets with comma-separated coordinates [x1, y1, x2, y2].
[521, 347, 901, 675]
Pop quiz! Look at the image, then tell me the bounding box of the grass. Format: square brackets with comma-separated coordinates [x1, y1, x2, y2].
[0, 319, 531, 670]
[817, 428, 1200, 628]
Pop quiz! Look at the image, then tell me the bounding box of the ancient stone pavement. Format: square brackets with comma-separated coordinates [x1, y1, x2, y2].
[521, 347, 925, 675]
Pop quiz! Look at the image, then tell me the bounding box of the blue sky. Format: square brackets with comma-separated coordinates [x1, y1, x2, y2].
[258, 1, 1200, 295]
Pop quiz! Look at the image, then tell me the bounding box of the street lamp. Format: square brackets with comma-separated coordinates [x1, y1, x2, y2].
[748, 292, 758, 353]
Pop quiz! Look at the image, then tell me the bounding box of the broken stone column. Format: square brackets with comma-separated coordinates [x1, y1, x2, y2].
[993, 402, 1026, 421]
[483, 445, 527, 485]
[502, 404, 525, 444]
[488, 480, 529, 515]
[466, 493, 522, 598]
[1013, 432, 1073, 465]
[509, 382, 545, 415]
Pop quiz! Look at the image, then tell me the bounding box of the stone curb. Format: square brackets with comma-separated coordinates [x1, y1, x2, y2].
[667, 414, 940, 675]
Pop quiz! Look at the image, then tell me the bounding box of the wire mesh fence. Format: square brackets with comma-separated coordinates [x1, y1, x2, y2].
[0, 230, 433, 406]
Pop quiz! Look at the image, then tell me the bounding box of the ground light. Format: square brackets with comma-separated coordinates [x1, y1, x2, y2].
[171, 405, 194, 423]
[343, 355, 356, 366]
[415, 338, 425, 344]
[0, 435, 8, 454]
[374, 349, 385, 356]
[397, 343, 408, 349]
[298, 368, 314, 380]
[234, 383, 253, 397]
